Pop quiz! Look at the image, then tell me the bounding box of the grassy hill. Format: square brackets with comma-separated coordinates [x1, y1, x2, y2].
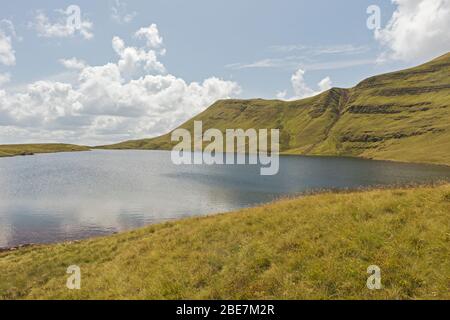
[100, 52, 450, 166]
[0, 144, 90, 158]
[1, 183, 449, 300]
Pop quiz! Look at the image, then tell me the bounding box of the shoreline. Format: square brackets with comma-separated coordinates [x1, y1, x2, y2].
[95, 146, 450, 168]
[0, 149, 92, 159]
[0, 144, 91, 159]
[2, 182, 449, 299]
[1, 143, 449, 168]
[1, 180, 448, 253]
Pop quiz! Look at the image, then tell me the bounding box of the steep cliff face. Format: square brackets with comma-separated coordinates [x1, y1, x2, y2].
[101, 53, 450, 166]
[313, 52, 450, 164]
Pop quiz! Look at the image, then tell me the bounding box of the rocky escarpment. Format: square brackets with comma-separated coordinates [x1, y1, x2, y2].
[100, 52, 450, 166]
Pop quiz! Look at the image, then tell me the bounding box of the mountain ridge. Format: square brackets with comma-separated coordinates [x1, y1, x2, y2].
[99, 52, 450, 166]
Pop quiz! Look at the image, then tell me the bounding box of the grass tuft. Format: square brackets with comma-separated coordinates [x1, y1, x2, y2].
[1, 184, 449, 300]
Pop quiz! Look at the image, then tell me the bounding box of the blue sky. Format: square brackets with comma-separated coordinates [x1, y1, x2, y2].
[0, 0, 449, 144]
[2, 0, 398, 95]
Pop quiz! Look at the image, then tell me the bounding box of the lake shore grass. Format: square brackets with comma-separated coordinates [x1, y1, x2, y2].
[1, 183, 449, 300]
[0, 144, 90, 158]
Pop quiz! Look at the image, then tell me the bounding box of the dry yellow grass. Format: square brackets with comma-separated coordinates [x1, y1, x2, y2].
[1, 183, 449, 300]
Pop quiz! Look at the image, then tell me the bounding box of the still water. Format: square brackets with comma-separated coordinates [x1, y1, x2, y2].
[1, 150, 450, 248]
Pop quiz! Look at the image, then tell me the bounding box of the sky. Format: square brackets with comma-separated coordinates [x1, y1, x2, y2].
[0, 0, 449, 145]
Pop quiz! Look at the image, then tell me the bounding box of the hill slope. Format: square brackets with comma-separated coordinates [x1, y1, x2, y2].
[1, 184, 449, 299]
[101, 53, 450, 166]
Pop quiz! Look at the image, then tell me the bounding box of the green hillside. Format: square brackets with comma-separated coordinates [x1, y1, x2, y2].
[100, 52, 450, 166]
[0, 144, 90, 158]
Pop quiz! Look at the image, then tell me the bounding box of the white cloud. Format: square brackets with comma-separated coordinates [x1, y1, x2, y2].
[0, 25, 240, 145]
[317, 77, 332, 92]
[291, 69, 315, 98]
[0, 73, 10, 86]
[276, 90, 287, 100]
[0, 21, 16, 66]
[135, 24, 165, 54]
[278, 68, 332, 100]
[59, 58, 87, 70]
[31, 9, 94, 40]
[375, 0, 450, 62]
[112, 35, 166, 75]
[111, 0, 137, 24]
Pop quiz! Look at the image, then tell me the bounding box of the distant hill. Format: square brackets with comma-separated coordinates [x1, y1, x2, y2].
[0, 144, 90, 158]
[100, 52, 450, 166]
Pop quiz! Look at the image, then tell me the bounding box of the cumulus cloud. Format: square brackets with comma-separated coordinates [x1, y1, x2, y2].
[135, 24, 165, 54]
[278, 68, 332, 100]
[111, 0, 137, 24]
[112, 35, 166, 75]
[0, 21, 16, 66]
[31, 9, 94, 40]
[0, 25, 240, 145]
[375, 0, 450, 62]
[59, 57, 87, 70]
[317, 77, 332, 92]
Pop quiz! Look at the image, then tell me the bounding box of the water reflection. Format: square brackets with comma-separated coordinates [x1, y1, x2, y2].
[0, 150, 449, 248]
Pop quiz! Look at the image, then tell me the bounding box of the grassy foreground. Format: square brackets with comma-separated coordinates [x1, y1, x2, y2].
[0, 144, 90, 158]
[1, 184, 449, 300]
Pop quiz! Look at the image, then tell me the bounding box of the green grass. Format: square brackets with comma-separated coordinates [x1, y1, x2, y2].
[99, 52, 450, 166]
[1, 183, 449, 300]
[0, 144, 90, 158]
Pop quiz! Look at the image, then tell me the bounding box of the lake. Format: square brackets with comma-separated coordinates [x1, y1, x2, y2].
[1, 150, 450, 248]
